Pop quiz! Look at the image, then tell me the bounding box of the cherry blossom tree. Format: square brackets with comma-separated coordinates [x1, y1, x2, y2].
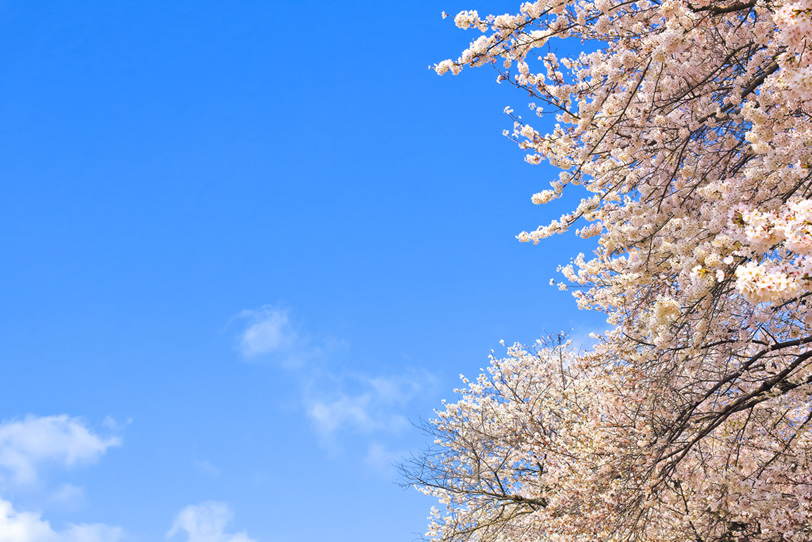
[406, 2, 812, 542]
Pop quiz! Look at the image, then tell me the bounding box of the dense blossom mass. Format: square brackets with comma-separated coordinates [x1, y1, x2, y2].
[407, 2, 812, 542]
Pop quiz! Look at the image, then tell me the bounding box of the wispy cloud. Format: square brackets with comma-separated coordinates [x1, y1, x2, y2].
[60, 522, 127, 542]
[0, 415, 121, 487]
[233, 305, 339, 367]
[167, 501, 255, 542]
[304, 370, 434, 440]
[307, 393, 399, 435]
[236, 306, 296, 358]
[231, 305, 435, 469]
[0, 497, 124, 542]
[47, 483, 86, 509]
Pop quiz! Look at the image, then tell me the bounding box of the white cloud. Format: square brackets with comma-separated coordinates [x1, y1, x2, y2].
[100, 417, 131, 432]
[237, 306, 295, 358]
[233, 305, 343, 367]
[308, 394, 392, 435]
[0, 499, 52, 542]
[0, 415, 121, 487]
[366, 375, 423, 404]
[0, 498, 124, 542]
[167, 502, 255, 542]
[305, 371, 433, 438]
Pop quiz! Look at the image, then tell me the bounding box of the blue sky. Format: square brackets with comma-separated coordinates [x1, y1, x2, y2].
[0, 2, 605, 541]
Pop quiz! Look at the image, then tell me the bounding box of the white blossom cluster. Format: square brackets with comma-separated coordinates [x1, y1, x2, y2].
[413, 1, 812, 542]
[726, 200, 812, 305]
[411, 337, 812, 542]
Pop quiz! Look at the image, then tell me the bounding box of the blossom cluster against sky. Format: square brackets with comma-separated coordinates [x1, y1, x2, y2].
[0, 2, 603, 541]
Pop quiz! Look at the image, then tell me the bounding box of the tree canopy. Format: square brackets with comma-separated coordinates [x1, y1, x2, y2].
[407, 2, 812, 541]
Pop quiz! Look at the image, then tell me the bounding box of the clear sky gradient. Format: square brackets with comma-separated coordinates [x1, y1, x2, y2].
[0, 2, 605, 541]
